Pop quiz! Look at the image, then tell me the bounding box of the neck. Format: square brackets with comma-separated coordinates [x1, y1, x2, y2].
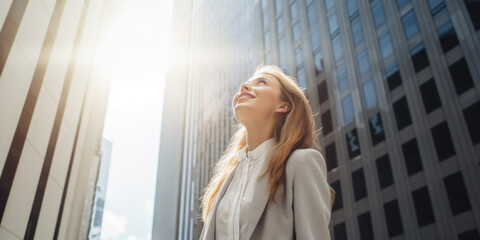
[244, 120, 275, 152]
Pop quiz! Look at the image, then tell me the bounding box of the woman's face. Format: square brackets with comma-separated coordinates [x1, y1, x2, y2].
[232, 73, 289, 124]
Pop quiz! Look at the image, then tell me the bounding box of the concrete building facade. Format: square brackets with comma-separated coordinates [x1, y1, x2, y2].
[0, 0, 114, 239]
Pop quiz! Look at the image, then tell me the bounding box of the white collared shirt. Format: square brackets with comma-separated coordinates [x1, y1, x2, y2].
[215, 137, 276, 240]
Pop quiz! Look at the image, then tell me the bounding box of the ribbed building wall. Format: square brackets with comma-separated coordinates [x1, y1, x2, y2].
[0, 0, 113, 239]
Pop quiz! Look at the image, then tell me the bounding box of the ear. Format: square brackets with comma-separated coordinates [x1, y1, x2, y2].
[276, 102, 291, 113]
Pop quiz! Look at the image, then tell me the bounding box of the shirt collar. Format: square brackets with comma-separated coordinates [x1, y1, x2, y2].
[237, 137, 276, 162]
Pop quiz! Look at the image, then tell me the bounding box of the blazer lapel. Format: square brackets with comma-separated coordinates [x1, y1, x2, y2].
[244, 158, 271, 239]
[200, 164, 239, 240]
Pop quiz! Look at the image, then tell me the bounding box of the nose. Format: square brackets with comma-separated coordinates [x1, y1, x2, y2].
[239, 82, 251, 92]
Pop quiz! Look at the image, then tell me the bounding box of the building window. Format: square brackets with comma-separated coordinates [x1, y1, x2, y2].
[331, 181, 343, 211]
[431, 121, 456, 161]
[263, 11, 269, 28]
[410, 42, 429, 73]
[346, 128, 361, 159]
[376, 154, 394, 189]
[401, 10, 420, 40]
[314, 50, 323, 73]
[311, 29, 321, 51]
[393, 96, 412, 130]
[277, 16, 284, 35]
[420, 78, 442, 114]
[358, 211, 374, 240]
[352, 168, 368, 201]
[368, 113, 385, 145]
[325, 142, 337, 171]
[443, 171, 472, 215]
[437, 20, 459, 53]
[362, 80, 377, 108]
[412, 186, 436, 227]
[396, 0, 410, 9]
[275, 0, 282, 14]
[265, 53, 271, 64]
[318, 81, 328, 104]
[351, 16, 364, 46]
[448, 58, 474, 95]
[458, 229, 480, 240]
[297, 66, 307, 89]
[290, 1, 298, 20]
[334, 222, 347, 240]
[401, 138, 423, 176]
[325, 0, 334, 11]
[307, 3, 317, 28]
[342, 94, 354, 123]
[384, 199, 404, 237]
[332, 34, 343, 61]
[463, 101, 480, 145]
[262, 0, 268, 9]
[428, 0, 447, 18]
[463, 0, 480, 30]
[336, 65, 349, 91]
[321, 110, 333, 135]
[378, 31, 394, 59]
[292, 22, 300, 42]
[295, 47, 303, 66]
[371, 1, 386, 28]
[385, 61, 402, 90]
[357, 50, 371, 76]
[264, 31, 270, 50]
[279, 36, 287, 68]
[328, 13, 339, 35]
[347, 0, 358, 16]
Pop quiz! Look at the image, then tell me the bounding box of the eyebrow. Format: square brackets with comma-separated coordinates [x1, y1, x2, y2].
[246, 77, 270, 85]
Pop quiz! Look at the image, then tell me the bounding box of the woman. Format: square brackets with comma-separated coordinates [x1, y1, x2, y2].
[200, 65, 335, 240]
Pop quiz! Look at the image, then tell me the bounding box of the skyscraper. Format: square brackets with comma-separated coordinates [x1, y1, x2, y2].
[152, 0, 259, 239]
[154, 0, 480, 239]
[87, 138, 113, 240]
[0, 0, 113, 239]
[258, 0, 480, 239]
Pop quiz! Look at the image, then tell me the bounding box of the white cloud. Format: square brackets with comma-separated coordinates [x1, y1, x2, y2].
[127, 235, 138, 240]
[101, 209, 128, 239]
[145, 199, 154, 214]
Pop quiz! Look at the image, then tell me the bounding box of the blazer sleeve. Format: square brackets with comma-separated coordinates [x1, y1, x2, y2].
[292, 149, 332, 240]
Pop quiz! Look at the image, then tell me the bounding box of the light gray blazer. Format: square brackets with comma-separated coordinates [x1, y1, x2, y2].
[199, 148, 332, 240]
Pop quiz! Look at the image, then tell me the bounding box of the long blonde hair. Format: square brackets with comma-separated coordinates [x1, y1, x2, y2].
[200, 64, 335, 223]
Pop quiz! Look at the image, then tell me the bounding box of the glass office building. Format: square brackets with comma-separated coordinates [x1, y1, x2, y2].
[258, 0, 480, 239]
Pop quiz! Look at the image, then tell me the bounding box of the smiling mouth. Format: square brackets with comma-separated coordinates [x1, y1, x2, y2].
[237, 94, 255, 103]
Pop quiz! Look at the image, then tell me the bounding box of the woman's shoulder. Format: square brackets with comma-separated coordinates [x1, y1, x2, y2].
[285, 148, 325, 174]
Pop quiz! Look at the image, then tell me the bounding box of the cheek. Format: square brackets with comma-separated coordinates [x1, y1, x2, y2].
[256, 88, 280, 110]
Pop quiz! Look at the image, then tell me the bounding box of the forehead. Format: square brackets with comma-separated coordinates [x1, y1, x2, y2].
[246, 73, 278, 84]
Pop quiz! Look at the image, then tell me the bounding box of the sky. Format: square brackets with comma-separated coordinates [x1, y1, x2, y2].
[100, 0, 173, 239]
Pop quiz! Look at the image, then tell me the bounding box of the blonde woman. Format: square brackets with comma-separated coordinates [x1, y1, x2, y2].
[200, 65, 335, 240]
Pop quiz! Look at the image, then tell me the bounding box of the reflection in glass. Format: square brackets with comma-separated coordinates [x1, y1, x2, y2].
[357, 50, 370, 75]
[332, 34, 343, 61]
[351, 16, 364, 46]
[378, 31, 393, 59]
[328, 13, 339, 35]
[342, 94, 354, 123]
[371, 1, 386, 28]
[336, 65, 349, 91]
[308, 3, 317, 28]
[362, 80, 377, 108]
[401, 10, 420, 40]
